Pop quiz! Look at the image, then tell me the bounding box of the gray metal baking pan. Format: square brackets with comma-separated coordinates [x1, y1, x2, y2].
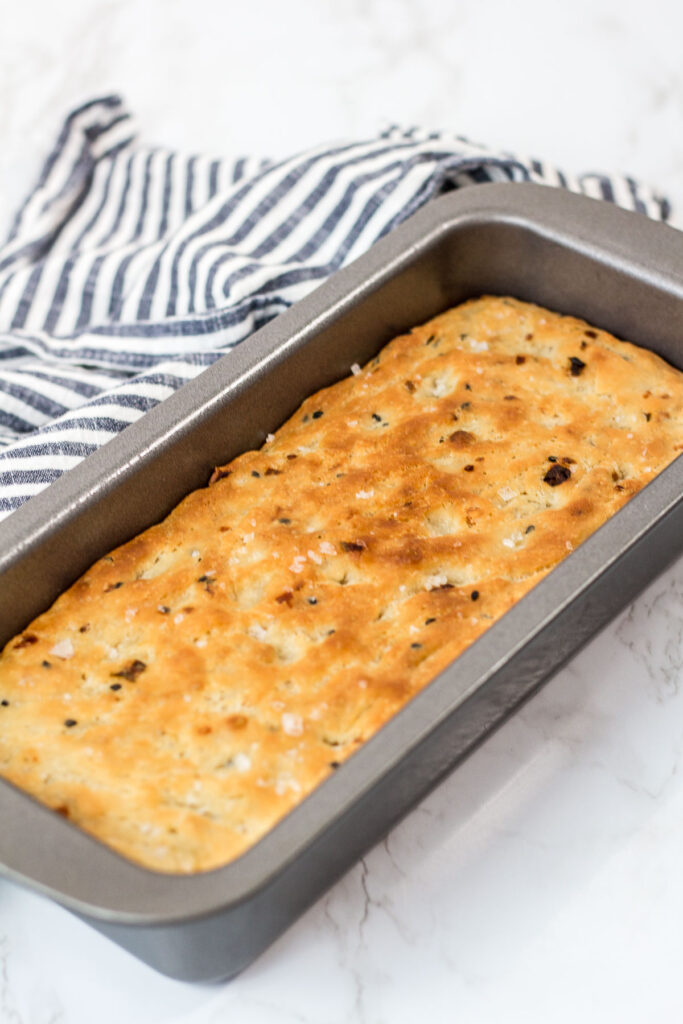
[0, 183, 681, 982]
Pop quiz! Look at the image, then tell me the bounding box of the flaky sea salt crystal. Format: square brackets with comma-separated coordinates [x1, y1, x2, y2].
[502, 530, 524, 549]
[319, 541, 336, 556]
[497, 486, 517, 502]
[350, 363, 361, 375]
[266, 433, 275, 443]
[49, 639, 74, 659]
[356, 489, 374, 499]
[281, 712, 303, 736]
[430, 376, 451, 397]
[234, 752, 251, 773]
[469, 338, 489, 352]
[248, 623, 269, 641]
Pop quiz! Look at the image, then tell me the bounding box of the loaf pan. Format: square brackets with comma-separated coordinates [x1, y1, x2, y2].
[0, 183, 682, 982]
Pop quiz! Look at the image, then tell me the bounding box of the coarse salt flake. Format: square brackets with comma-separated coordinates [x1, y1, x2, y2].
[282, 712, 303, 736]
[350, 363, 362, 376]
[174, 613, 185, 624]
[289, 556, 307, 573]
[425, 574, 448, 590]
[234, 752, 252, 773]
[430, 377, 450, 397]
[249, 623, 269, 641]
[307, 549, 323, 565]
[49, 639, 74, 659]
[191, 549, 201, 560]
[504, 531, 523, 549]
[469, 339, 489, 353]
[356, 489, 374, 499]
[275, 774, 301, 795]
[319, 541, 336, 556]
[266, 433, 275, 443]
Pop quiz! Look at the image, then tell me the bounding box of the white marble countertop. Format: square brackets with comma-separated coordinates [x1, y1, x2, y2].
[1, 1, 682, 1021]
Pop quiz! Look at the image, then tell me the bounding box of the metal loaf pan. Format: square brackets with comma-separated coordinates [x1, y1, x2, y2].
[0, 183, 682, 982]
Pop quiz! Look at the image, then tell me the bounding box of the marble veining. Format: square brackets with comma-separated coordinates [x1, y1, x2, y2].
[1, 0, 683, 1020]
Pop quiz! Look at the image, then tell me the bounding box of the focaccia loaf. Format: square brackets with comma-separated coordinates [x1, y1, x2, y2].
[1, 296, 682, 872]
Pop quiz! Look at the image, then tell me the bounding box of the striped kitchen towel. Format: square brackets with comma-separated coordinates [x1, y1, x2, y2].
[0, 96, 671, 522]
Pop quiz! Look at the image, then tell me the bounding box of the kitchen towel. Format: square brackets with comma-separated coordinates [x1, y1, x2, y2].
[0, 95, 671, 521]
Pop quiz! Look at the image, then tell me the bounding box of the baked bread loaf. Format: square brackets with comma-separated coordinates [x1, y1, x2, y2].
[1, 296, 681, 873]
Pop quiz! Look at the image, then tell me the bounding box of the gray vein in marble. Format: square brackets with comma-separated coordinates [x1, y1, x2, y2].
[615, 573, 683, 703]
[0, 936, 22, 1024]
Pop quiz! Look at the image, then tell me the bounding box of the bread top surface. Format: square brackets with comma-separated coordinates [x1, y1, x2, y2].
[0, 295, 681, 873]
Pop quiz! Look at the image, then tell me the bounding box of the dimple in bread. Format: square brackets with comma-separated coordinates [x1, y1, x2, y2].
[0, 296, 682, 873]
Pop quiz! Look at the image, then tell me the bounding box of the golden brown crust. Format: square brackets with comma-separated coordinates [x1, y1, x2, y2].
[1, 296, 682, 872]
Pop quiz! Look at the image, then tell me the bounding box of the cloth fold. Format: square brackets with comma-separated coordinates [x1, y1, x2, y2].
[0, 96, 671, 521]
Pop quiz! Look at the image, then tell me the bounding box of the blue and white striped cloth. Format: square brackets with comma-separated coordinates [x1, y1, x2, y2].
[0, 95, 671, 522]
